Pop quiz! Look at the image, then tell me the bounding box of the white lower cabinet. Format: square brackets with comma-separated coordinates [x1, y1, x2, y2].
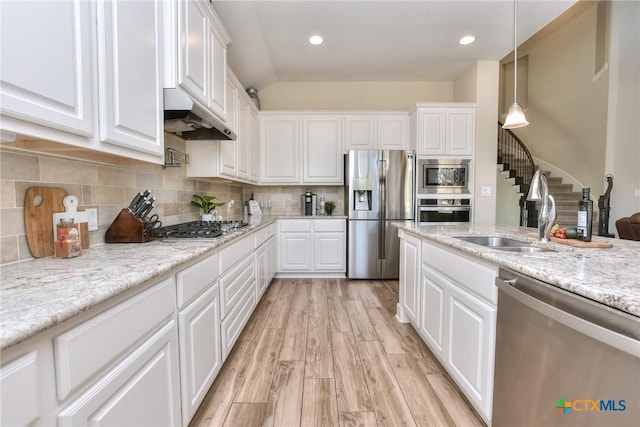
[178, 284, 221, 425]
[446, 279, 495, 418]
[278, 219, 345, 275]
[398, 230, 420, 326]
[420, 265, 446, 359]
[0, 352, 39, 427]
[0, 223, 278, 426]
[398, 235, 497, 425]
[57, 320, 181, 427]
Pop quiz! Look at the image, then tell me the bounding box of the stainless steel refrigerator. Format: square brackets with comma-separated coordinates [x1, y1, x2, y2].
[345, 150, 415, 279]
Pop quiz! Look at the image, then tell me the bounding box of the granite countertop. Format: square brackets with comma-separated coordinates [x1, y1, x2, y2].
[394, 222, 640, 318]
[0, 216, 283, 350]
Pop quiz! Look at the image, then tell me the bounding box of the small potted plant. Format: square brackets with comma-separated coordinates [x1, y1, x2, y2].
[191, 194, 226, 221]
[324, 200, 336, 216]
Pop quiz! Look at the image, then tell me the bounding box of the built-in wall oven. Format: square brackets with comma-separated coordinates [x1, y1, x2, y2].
[417, 198, 471, 224]
[418, 159, 470, 194]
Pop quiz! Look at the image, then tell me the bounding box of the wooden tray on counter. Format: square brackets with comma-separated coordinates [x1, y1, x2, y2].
[527, 233, 613, 248]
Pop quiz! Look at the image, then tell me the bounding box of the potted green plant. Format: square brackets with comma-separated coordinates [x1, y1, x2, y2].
[191, 194, 226, 221]
[324, 200, 336, 216]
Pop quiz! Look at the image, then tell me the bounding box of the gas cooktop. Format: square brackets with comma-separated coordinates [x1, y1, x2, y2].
[154, 220, 248, 239]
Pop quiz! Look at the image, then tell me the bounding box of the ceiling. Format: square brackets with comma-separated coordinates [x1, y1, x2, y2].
[212, 0, 578, 90]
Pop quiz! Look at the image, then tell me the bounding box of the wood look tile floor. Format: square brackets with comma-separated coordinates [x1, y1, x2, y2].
[190, 278, 485, 427]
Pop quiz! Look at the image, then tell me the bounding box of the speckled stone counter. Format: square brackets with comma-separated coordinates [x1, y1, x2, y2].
[393, 222, 640, 318]
[0, 216, 282, 350]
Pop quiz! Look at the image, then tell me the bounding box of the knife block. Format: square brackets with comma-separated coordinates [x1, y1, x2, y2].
[105, 209, 154, 243]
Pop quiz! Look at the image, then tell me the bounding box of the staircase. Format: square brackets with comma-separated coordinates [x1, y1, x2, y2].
[497, 122, 596, 229]
[496, 123, 536, 226]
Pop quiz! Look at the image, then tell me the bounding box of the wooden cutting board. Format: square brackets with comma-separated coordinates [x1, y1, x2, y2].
[527, 232, 613, 248]
[24, 187, 66, 257]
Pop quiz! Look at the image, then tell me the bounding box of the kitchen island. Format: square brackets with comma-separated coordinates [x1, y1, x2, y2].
[393, 222, 639, 425]
[393, 222, 640, 317]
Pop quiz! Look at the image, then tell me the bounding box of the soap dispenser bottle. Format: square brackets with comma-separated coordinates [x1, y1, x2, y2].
[577, 188, 593, 242]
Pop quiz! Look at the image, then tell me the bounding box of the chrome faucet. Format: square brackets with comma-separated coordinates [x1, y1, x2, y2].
[527, 170, 556, 242]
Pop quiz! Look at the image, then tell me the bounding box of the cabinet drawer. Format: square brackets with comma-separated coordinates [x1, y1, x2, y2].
[220, 286, 256, 359]
[220, 234, 254, 273]
[54, 278, 176, 400]
[265, 223, 276, 239]
[422, 242, 497, 304]
[219, 256, 255, 319]
[313, 219, 345, 232]
[279, 219, 312, 232]
[254, 227, 267, 248]
[176, 253, 219, 308]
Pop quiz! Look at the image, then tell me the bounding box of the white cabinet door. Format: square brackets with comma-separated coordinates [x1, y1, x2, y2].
[377, 114, 408, 149]
[416, 106, 474, 156]
[178, 0, 209, 106]
[303, 116, 343, 184]
[446, 281, 495, 420]
[57, 320, 181, 427]
[236, 96, 251, 180]
[208, 16, 227, 119]
[97, 0, 163, 156]
[313, 233, 345, 271]
[255, 244, 268, 298]
[446, 108, 475, 156]
[0, 0, 94, 136]
[399, 232, 420, 326]
[420, 266, 446, 360]
[249, 108, 260, 182]
[178, 284, 222, 426]
[219, 76, 237, 177]
[279, 233, 312, 271]
[417, 109, 446, 155]
[260, 116, 300, 183]
[0, 352, 39, 427]
[344, 116, 375, 149]
[266, 236, 277, 283]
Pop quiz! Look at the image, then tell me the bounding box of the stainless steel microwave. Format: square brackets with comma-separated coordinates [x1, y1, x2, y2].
[417, 159, 470, 194]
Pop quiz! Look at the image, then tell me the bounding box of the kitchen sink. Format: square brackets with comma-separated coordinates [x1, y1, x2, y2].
[454, 236, 554, 252]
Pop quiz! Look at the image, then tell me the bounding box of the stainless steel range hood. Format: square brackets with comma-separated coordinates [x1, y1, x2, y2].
[164, 88, 236, 141]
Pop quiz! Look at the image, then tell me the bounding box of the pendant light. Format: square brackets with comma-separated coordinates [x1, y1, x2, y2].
[503, 0, 529, 129]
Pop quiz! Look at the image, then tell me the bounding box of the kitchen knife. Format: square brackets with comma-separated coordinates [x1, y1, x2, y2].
[138, 202, 155, 219]
[128, 189, 150, 214]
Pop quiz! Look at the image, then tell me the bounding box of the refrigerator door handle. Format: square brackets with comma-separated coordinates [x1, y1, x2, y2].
[378, 153, 386, 261]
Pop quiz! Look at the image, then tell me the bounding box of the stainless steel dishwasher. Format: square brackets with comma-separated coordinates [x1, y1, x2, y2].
[493, 268, 640, 427]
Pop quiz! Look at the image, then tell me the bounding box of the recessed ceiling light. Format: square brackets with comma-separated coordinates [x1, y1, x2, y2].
[309, 35, 324, 45]
[458, 35, 476, 45]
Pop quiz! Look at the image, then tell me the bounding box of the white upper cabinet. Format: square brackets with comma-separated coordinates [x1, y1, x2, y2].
[186, 69, 259, 184]
[219, 76, 238, 177]
[344, 116, 375, 149]
[0, 0, 95, 136]
[177, 0, 228, 120]
[260, 115, 301, 183]
[261, 113, 344, 185]
[0, 0, 165, 163]
[302, 116, 343, 184]
[97, 0, 164, 156]
[413, 104, 475, 157]
[344, 113, 409, 150]
[377, 114, 409, 149]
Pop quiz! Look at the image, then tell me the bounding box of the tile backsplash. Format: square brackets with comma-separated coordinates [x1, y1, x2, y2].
[0, 137, 345, 265]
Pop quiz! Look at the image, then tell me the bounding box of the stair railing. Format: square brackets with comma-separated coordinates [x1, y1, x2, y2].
[497, 122, 537, 226]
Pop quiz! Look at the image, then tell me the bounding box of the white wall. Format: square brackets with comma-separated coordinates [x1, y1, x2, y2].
[502, 2, 608, 194]
[605, 0, 640, 224]
[455, 61, 500, 225]
[259, 81, 454, 110]
[496, 171, 522, 226]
